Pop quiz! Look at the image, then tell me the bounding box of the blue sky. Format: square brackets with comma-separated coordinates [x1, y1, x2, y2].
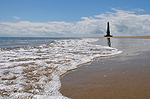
[0, 0, 150, 37]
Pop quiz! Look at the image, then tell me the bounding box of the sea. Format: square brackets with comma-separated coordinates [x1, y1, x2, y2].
[0, 37, 122, 99]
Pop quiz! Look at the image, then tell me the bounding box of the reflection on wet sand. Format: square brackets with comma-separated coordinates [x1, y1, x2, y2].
[107, 38, 111, 47]
[61, 38, 150, 99]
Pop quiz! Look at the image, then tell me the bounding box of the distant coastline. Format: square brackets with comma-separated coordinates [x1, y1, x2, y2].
[1, 36, 150, 39]
[83, 36, 150, 39]
[113, 36, 150, 39]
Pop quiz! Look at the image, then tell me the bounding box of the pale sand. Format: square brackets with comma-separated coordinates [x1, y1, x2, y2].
[82, 35, 150, 39]
[113, 36, 150, 39]
[60, 37, 150, 99]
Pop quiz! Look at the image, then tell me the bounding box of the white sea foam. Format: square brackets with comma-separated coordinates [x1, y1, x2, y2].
[0, 38, 122, 99]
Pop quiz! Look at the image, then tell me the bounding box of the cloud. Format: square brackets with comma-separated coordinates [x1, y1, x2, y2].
[133, 8, 145, 12]
[13, 16, 20, 20]
[0, 8, 150, 37]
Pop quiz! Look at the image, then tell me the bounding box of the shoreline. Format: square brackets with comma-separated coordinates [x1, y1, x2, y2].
[60, 37, 150, 99]
[83, 35, 150, 39]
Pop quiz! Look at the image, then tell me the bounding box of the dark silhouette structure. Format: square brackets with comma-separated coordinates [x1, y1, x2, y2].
[107, 38, 111, 47]
[104, 22, 113, 37]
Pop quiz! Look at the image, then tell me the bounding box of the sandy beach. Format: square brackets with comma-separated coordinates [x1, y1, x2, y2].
[60, 37, 150, 99]
[83, 36, 150, 39]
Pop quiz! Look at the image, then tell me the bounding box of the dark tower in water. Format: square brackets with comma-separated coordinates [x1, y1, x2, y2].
[104, 22, 113, 37]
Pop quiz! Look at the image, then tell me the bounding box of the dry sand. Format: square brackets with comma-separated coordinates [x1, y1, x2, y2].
[60, 37, 150, 99]
[82, 35, 150, 39]
[113, 36, 150, 39]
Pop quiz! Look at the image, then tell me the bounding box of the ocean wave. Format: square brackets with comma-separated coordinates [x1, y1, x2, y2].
[0, 38, 122, 99]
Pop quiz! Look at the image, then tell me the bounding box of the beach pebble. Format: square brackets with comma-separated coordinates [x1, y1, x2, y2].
[104, 75, 107, 77]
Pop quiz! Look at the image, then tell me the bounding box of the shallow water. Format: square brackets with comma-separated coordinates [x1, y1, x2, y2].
[95, 38, 150, 59]
[0, 37, 122, 99]
[0, 37, 75, 48]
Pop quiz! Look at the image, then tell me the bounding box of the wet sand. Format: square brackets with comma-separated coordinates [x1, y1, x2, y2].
[60, 37, 150, 99]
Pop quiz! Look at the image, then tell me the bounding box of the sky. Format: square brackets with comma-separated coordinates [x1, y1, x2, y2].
[0, 0, 150, 37]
